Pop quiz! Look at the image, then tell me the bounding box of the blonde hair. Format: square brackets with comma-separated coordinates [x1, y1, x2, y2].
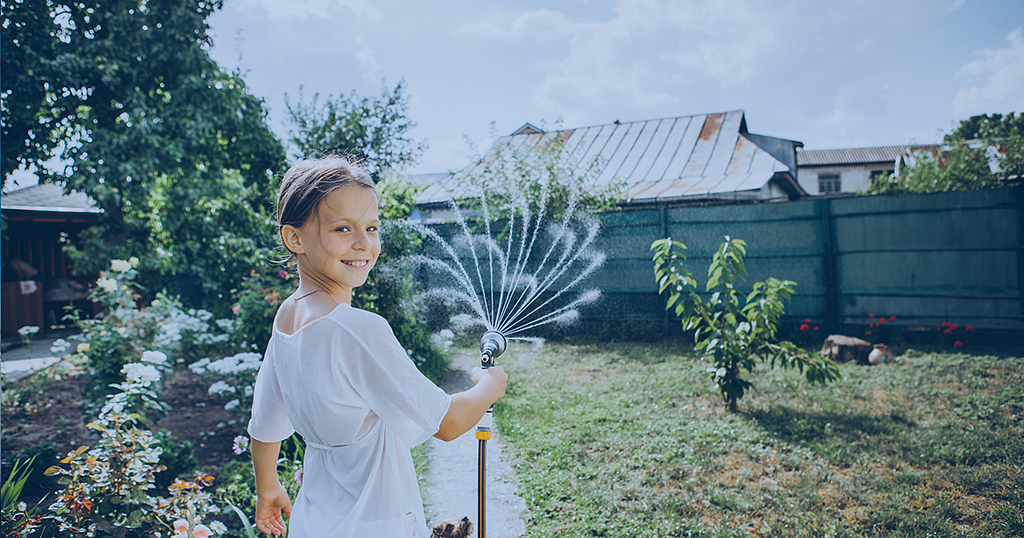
[276, 155, 377, 262]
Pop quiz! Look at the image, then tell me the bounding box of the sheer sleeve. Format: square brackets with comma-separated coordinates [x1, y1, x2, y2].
[332, 313, 451, 447]
[247, 340, 296, 443]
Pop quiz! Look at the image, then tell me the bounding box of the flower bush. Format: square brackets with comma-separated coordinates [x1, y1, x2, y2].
[188, 352, 262, 419]
[40, 352, 226, 538]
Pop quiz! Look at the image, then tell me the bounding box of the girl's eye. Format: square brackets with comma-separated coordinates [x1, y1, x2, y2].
[336, 226, 350, 232]
[367, 226, 378, 233]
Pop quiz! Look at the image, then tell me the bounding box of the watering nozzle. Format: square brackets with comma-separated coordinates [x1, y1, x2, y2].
[479, 330, 507, 369]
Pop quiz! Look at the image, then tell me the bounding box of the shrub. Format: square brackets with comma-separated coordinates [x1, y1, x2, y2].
[651, 236, 840, 412]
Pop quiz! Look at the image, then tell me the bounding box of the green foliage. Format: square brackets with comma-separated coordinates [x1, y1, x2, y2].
[871, 112, 1023, 195]
[1, 456, 44, 538]
[231, 267, 296, 354]
[651, 236, 839, 412]
[153, 430, 197, 493]
[286, 81, 424, 179]
[2, 0, 287, 313]
[461, 131, 623, 221]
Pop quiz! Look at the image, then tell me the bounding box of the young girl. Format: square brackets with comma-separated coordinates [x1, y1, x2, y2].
[248, 156, 507, 537]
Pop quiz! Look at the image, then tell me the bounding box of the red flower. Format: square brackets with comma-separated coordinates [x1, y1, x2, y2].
[942, 322, 951, 327]
[953, 340, 964, 348]
[869, 313, 876, 318]
[865, 331, 872, 335]
[800, 324, 809, 331]
[889, 316, 896, 321]
[943, 329, 953, 334]
[950, 324, 958, 330]
[966, 325, 975, 331]
[879, 318, 886, 324]
[813, 326, 819, 331]
[804, 319, 811, 323]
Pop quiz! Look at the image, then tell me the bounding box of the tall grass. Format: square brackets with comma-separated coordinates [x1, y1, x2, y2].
[490, 342, 1024, 537]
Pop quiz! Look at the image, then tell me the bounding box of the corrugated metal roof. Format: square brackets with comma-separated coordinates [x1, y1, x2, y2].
[1, 183, 100, 213]
[797, 145, 938, 167]
[414, 110, 803, 205]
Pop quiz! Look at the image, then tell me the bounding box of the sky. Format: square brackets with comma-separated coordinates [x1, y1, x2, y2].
[204, 0, 1024, 176]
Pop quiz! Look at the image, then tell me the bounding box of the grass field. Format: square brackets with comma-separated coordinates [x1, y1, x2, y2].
[485, 341, 1024, 537]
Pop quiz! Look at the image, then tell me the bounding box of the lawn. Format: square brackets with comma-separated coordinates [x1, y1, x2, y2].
[486, 340, 1024, 537]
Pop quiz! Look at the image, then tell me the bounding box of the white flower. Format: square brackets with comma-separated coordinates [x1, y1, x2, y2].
[209, 381, 236, 396]
[715, 367, 727, 379]
[128, 256, 139, 267]
[141, 350, 167, 365]
[110, 259, 132, 272]
[97, 277, 118, 292]
[210, 521, 227, 535]
[77, 343, 91, 353]
[224, 399, 240, 411]
[17, 325, 39, 337]
[189, 358, 211, 375]
[439, 329, 454, 339]
[50, 338, 71, 356]
[121, 363, 161, 385]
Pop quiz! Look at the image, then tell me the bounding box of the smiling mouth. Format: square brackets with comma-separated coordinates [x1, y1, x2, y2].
[343, 260, 371, 268]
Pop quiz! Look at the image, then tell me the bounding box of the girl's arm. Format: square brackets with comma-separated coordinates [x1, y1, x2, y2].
[251, 438, 292, 536]
[434, 366, 507, 441]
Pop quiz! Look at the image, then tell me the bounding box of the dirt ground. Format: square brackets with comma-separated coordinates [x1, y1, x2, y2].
[1, 367, 240, 491]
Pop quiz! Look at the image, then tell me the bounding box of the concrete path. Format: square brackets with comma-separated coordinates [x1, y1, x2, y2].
[424, 351, 526, 537]
[0, 333, 75, 383]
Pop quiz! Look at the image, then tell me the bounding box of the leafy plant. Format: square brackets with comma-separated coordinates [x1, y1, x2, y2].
[1, 457, 44, 538]
[651, 236, 840, 412]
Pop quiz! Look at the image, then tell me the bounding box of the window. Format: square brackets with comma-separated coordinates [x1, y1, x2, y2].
[818, 173, 841, 194]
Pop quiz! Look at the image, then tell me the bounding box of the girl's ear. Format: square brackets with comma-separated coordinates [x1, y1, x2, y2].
[281, 225, 304, 255]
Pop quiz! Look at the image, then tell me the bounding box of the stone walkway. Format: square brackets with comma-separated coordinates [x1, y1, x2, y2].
[424, 351, 526, 537]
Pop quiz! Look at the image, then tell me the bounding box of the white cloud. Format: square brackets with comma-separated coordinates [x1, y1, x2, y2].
[952, 27, 1024, 118]
[503, 0, 783, 116]
[235, 0, 381, 20]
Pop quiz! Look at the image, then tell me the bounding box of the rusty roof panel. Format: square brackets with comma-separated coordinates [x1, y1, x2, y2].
[413, 110, 803, 205]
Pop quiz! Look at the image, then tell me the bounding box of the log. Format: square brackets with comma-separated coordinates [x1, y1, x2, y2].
[821, 335, 874, 365]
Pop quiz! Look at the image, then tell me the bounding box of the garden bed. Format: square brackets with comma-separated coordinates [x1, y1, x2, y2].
[2, 365, 240, 507]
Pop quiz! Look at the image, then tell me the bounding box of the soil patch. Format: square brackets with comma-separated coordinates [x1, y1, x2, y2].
[2, 367, 240, 489]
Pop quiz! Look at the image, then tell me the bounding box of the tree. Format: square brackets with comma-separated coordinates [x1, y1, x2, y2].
[285, 81, 424, 180]
[1, 0, 287, 311]
[652, 236, 840, 412]
[459, 131, 624, 222]
[871, 112, 1023, 195]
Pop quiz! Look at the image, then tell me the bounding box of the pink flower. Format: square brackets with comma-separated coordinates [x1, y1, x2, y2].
[232, 304, 241, 315]
[953, 340, 964, 349]
[279, 270, 289, 279]
[173, 519, 213, 538]
[294, 467, 303, 486]
[232, 435, 249, 455]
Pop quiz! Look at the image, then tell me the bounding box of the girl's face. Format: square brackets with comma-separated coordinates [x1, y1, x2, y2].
[290, 185, 381, 301]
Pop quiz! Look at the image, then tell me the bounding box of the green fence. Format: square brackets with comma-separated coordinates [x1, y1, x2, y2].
[422, 186, 1024, 340]
[585, 186, 1024, 338]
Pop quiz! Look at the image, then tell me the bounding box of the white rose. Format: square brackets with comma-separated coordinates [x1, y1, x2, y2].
[97, 277, 118, 293]
[141, 350, 167, 365]
[110, 259, 132, 272]
[77, 343, 91, 353]
[121, 363, 161, 385]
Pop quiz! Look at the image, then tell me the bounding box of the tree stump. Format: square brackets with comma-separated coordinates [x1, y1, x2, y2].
[821, 335, 874, 365]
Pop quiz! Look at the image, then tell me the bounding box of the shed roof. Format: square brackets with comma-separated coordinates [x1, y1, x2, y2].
[414, 110, 806, 206]
[1, 183, 100, 214]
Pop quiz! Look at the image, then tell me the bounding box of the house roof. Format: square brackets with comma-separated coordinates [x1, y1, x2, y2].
[414, 110, 806, 206]
[797, 145, 939, 167]
[1, 183, 100, 217]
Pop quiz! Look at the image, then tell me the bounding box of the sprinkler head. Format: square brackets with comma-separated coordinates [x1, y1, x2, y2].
[479, 330, 507, 368]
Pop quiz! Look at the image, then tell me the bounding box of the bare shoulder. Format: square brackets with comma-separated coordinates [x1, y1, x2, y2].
[285, 292, 342, 334]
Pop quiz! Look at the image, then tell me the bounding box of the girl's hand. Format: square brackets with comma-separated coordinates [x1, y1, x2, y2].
[471, 366, 507, 401]
[255, 483, 292, 536]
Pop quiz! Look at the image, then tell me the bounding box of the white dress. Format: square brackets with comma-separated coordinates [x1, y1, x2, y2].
[248, 303, 452, 538]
